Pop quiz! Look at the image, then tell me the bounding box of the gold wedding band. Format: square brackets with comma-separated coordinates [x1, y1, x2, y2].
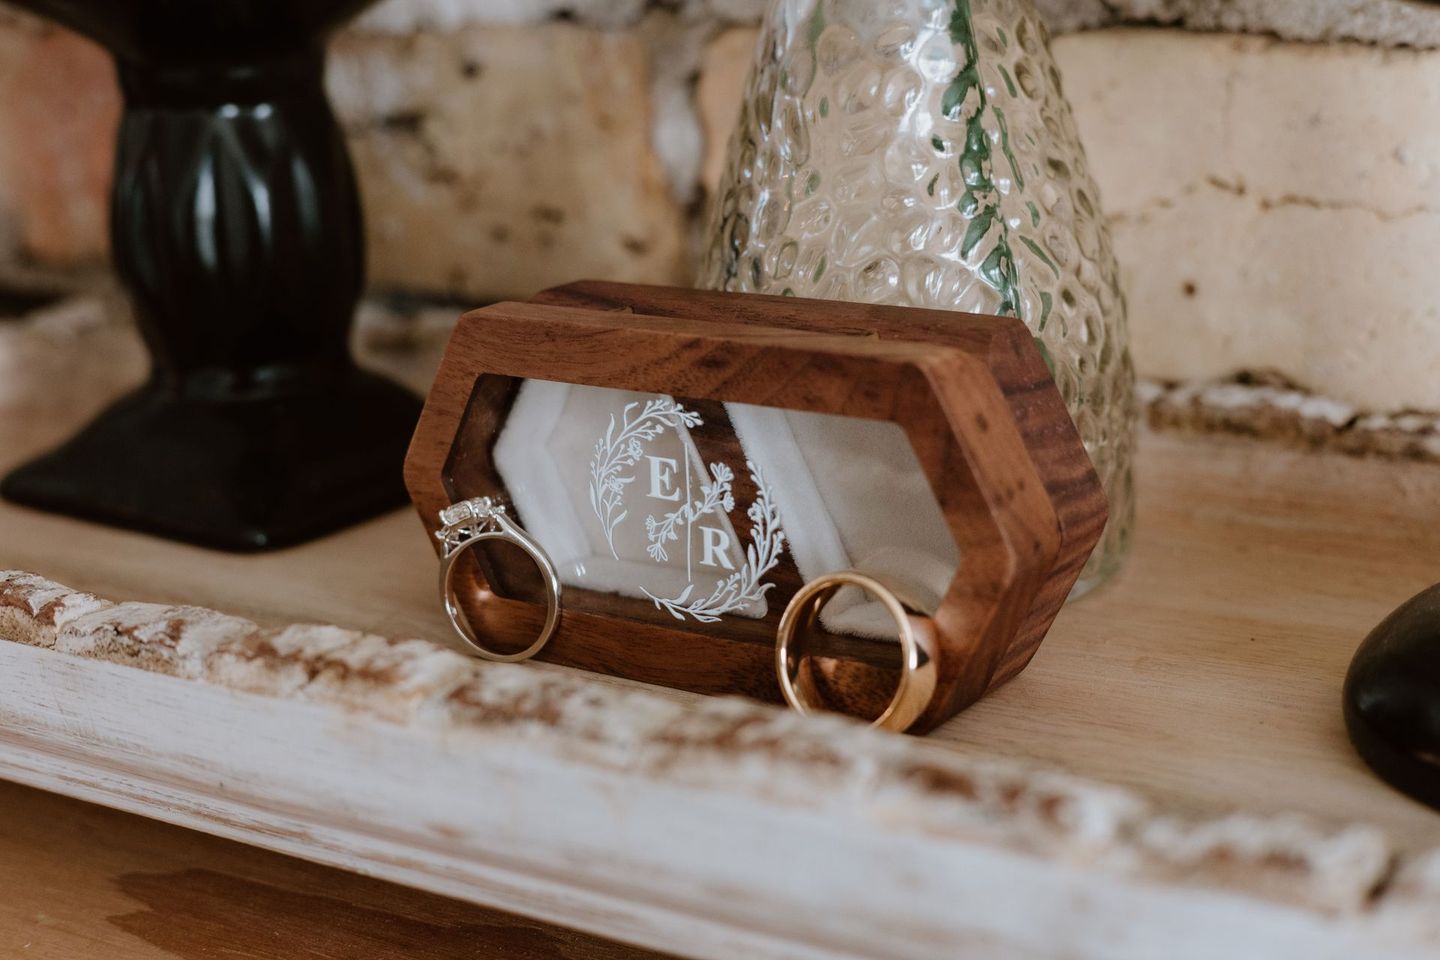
[775, 571, 938, 732]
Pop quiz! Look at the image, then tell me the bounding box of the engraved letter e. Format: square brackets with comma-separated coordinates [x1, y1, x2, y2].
[647, 455, 682, 501]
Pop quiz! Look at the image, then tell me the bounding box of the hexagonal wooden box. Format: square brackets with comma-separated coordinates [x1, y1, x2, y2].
[404, 281, 1106, 732]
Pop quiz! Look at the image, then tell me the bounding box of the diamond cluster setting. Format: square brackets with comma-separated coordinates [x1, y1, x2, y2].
[437, 496, 506, 550]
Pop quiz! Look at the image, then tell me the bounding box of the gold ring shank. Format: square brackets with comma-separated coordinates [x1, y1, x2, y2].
[775, 571, 938, 732]
[439, 513, 562, 662]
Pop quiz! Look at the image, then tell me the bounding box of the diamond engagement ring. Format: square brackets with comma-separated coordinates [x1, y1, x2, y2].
[436, 497, 561, 662]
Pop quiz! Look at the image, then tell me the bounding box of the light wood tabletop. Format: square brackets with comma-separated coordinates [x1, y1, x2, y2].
[4, 398, 1439, 853]
[0, 778, 669, 959]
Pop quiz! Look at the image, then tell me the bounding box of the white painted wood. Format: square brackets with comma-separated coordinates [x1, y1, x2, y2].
[2, 571, 1438, 959]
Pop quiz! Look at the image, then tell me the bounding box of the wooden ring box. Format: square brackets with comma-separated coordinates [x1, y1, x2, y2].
[404, 281, 1106, 733]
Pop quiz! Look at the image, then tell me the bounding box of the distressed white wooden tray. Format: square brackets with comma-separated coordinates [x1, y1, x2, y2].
[4, 396, 1440, 956]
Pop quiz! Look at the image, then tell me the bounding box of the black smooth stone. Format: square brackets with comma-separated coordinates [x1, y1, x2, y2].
[1344, 583, 1440, 811]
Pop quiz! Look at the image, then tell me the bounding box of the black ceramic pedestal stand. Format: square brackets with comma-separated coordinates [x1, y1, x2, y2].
[1, 1, 422, 551]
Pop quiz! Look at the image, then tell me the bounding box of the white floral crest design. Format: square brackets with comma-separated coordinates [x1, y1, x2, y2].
[642, 459, 786, 624]
[587, 398, 702, 559]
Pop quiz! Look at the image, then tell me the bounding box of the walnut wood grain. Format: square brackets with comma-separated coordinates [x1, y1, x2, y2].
[404, 290, 1101, 730]
[533, 281, 1109, 689]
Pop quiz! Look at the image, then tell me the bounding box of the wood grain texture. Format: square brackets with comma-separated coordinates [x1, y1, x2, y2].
[0, 780, 670, 960]
[2, 569, 1438, 960]
[3, 384, 1439, 851]
[533, 281, 1109, 689]
[8, 369, 1440, 957]
[405, 293, 1102, 729]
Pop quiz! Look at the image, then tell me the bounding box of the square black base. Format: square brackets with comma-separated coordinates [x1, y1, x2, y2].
[2, 373, 424, 551]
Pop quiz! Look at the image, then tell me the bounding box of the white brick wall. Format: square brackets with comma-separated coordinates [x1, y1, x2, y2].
[5, 1, 1440, 418]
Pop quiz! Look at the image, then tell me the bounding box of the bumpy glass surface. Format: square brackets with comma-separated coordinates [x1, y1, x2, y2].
[699, 0, 1134, 593]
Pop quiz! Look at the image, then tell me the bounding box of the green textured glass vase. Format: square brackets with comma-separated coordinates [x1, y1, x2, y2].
[699, 0, 1135, 594]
